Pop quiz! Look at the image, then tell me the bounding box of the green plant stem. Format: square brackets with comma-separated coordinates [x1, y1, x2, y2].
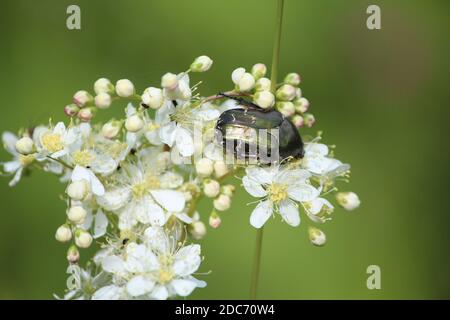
[250, 227, 264, 299]
[250, 0, 285, 300]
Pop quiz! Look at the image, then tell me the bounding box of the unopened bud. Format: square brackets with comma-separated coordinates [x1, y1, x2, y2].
[209, 211, 222, 229]
[221, 184, 235, 197]
[15, 136, 35, 155]
[67, 245, 80, 264]
[67, 206, 87, 224]
[254, 91, 275, 109]
[115, 79, 135, 98]
[94, 78, 114, 95]
[276, 84, 297, 101]
[125, 114, 144, 132]
[308, 227, 326, 246]
[284, 72, 301, 86]
[75, 229, 93, 248]
[294, 97, 310, 113]
[251, 63, 267, 80]
[203, 179, 220, 198]
[238, 73, 255, 92]
[196, 158, 214, 177]
[77, 107, 95, 122]
[64, 104, 80, 117]
[94, 92, 112, 109]
[190, 55, 213, 72]
[101, 120, 122, 139]
[213, 194, 231, 211]
[142, 87, 164, 109]
[73, 90, 93, 107]
[67, 180, 89, 201]
[276, 101, 295, 117]
[303, 113, 316, 128]
[255, 77, 271, 91]
[291, 115, 304, 128]
[55, 224, 72, 242]
[190, 221, 207, 240]
[231, 67, 246, 84]
[213, 160, 229, 178]
[336, 192, 360, 211]
[161, 73, 178, 90]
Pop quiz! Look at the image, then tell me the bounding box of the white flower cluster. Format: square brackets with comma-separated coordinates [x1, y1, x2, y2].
[1, 55, 359, 299]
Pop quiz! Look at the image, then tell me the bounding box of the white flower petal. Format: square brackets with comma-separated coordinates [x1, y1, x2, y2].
[147, 202, 167, 226]
[2, 132, 18, 155]
[245, 166, 275, 185]
[93, 209, 108, 239]
[96, 187, 131, 211]
[171, 279, 197, 297]
[175, 126, 194, 157]
[288, 183, 319, 202]
[102, 255, 125, 274]
[144, 226, 168, 253]
[242, 176, 267, 198]
[92, 285, 123, 300]
[126, 275, 155, 297]
[150, 189, 185, 212]
[151, 285, 169, 300]
[173, 244, 201, 276]
[250, 200, 273, 229]
[279, 200, 300, 227]
[3, 160, 21, 173]
[159, 122, 177, 147]
[175, 213, 193, 224]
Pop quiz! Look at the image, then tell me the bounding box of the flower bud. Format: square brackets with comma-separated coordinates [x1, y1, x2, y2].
[276, 101, 295, 117]
[101, 120, 122, 139]
[308, 227, 326, 247]
[203, 179, 220, 198]
[231, 67, 246, 84]
[276, 84, 297, 101]
[336, 192, 360, 211]
[221, 184, 235, 197]
[253, 91, 275, 109]
[251, 63, 267, 80]
[195, 158, 214, 177]
[75, 229, 93, 248]
[291, 115, 304, 128]
[294, 97, 310, 113]
[55, 224, 72, 242]
[303, 113, 316, 128]
[125, 114, 144, 132]
[115, 79, 135, 97]
[77, 107, 95, 122]
[67, 206, 87, 224]
[295, 87, 302, 98]
[255, 77, 271, 91]
[67, 245, 80, 264]
[67, 180, 89, 201]
[94, 92, 112, 109]
[209, 211, 222, 229]
[15, 136, 35, 155]
[94, 78, 114, 94]
[190, 55, 213, 72]
[284, 72, 301, 86]
[73, 90, 93, 107]
[161, 73, 178, 90]
[190, 221, 207, 240]
[213, 194, 231, 211]
[213, 160, 228, 178]
[238, 73, 255, 92]
[142, 87, 164, 109]
[64, 104, 80, 117]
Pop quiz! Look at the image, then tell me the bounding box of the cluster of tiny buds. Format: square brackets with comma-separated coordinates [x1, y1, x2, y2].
[231, 64, 315, 129]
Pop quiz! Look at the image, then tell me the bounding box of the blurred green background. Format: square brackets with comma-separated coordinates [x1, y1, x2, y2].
[0, 0, 449, 299]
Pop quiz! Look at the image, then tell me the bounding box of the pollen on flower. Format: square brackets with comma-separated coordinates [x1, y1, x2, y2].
[19, 154, 35, 166]
[73, 150, 93, 166]
[132, 182, 148, 199]
[267, 183, 288, 204]
[158, 269, 174, 284]
[146, 175, 161, 189]
[41, 133, 63, 153]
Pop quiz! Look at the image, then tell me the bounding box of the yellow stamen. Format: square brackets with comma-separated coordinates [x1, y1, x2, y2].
[41, 133, 63, 153]
[267, 183, 288, 204]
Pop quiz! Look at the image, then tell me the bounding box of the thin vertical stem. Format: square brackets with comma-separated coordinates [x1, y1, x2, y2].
[250, 227, 264, 299]
[270, 0, 285, 93]
[250, 0, 285, 300]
